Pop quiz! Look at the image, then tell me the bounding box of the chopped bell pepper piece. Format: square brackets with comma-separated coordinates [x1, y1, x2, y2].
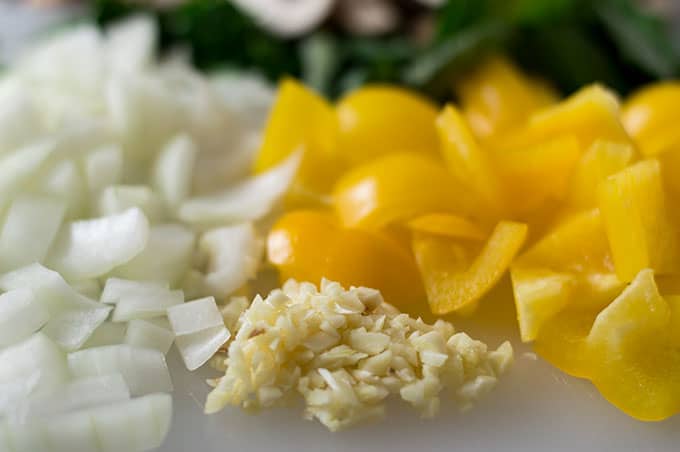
[436, 105, 505, 218]
[413, 221, 527, 315]
[254, 78, 342, 197]
[336, 85, 439, 167]
[457, 55, 557, 141]
[333, 152, 466, 229]
[622, 82, 680, 157]
[597, 159, 680, 282]
[567, 140, 635, 209]
[405, 213, 487, 241]
[661, 147, 680, 200]
[492, 136, 580, 216]
[267, 210, 425, 314]
[586, 269, 680, 421]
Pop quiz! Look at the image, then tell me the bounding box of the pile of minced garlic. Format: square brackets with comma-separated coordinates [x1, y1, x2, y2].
[206, 279, 513, 431]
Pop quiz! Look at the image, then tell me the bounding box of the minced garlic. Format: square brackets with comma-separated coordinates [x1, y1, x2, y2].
[205, 279, 513, 431]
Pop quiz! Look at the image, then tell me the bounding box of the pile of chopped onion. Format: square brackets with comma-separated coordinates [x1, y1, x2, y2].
[0, 15, 290, 451]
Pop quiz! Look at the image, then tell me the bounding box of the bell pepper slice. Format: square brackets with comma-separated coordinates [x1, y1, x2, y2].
[567, 140, 635, 209]
[622, 82, 680, 157]
[413, 221, 527, 315]
[333, 152, 467, 229]
[254, 78, 342, 197]
[436, 105, 505, 218]
[661, 147, 680, 200]
[267, 210, 425, 314]
[512, 209, 623, 341]
[499, 85, 632, 152]
[597, 159, 680, 282]
[492, 135, 580, 216]
[336, 85, 439, 167]
[456, 55, 557, 141]
[586, 269, 680, 421]
[405, 213, 487, 241]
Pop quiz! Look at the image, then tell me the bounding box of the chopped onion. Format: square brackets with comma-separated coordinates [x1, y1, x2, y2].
[0, 289, 49, 346]
[112, 224, 195, 286]
[47, 208, 150, 280]
[98, 185, 164, 222]
[0, 333, 69, 396]
[105, 15, 156, 75]
[167, 296, 230, 370]
[199, 223, 263, 299]
[68, 345, 173, 396]
[125, 319, 174, 354]
[82, 322, 127, 349]
[107, 279, 183, 322]
[178, 150, 301, 225]
[71, 279, 102, 299]
[0, 140, 55, 208]
[152, 134, 197, 209]
[0, 81, 42, 153]
[84, 144, 123, 194]
[0, 195, 66, 272]
[0, 372, 40, 418]
[45, 409, 99, 452]
[36, 159, 87, 220]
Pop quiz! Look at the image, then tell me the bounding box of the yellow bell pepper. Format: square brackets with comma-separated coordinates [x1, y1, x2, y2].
[333, 152, 467, 229]
[413, 221, 527, 315]
[512, 209, 623, 342]
[254, 78, 342, 197]
[436, 105, 505, 219]
[456, 55, 557, 141]
[661, 147, 680, 200]
[622, 82, 680, 157]
[335, 85, 440, 167]
[499, 85, 632, 152]
[567, 140, 635, 209]
[597, 159, 680, 282]
[405, 213, 487, 241]
[586, 269, 680, 421]
[267, 210, 425, 314]
[492, 136, 580, 216]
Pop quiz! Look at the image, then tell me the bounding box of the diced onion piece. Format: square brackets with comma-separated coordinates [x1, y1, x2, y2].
[0, 195, 66, 272]
[125, 319, 174, 354]
[37, 159, 87, 220]
[106, 15, 156, 74]
[84, 144, 123, 194]
[0, 372, 40, 418]
[71, 279, 102, 299]
[0, 264, 112, 350]
[0, 289, 49, 346]
[0, 140, 54, 208]
[167, 296, 224, 336]
[82, 322, 127, 348]
[178, 150, 301, 225]
[98, 185, 164, 223]
[4, 417, 50, 452]
[100, 278, 170, 304]
[0, 82, 42, 153]
[111, 288, 183, 322]
[0, 333, 69, 396]
[48, 208, 150, 280]
[199, 223, 263, 299]
[152, 134, 197, 208]
[21, 374, 131, 421]
[175, 325, 231, 371]
[68, 345, 173, 396]
[112, 224, 195, 286]
[45, 409, 99, 452]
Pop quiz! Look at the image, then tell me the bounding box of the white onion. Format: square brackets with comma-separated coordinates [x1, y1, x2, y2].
[178, 150, 301, 225]
[199, 223, 263, 299]
[45, 409, 99, 452]
[175, 326, 231, 371]
[36, 159, 87, 220]
[83, 144, 123, 195]
[109, 280, 183, 322]
[98, 185, 164, 222]
[0, 140, 54, 208]
[68, 345, 173, 396]
[125, 319, 174, 354]
[112, 224, 195, 286]
[0, 289, 48, 346]
[167, 296, 224, 335]
[100, 278, 170, 304]
[0, 81, 42, 153]
[105, 15, 156, 75]
[152, 133, 197, 209]
[0, 195, 66, 272]
[47, 207, 150, 280]
[0, 372, 39, 418]
[71, 279, 102, 299]
[82, 322, 127, 349]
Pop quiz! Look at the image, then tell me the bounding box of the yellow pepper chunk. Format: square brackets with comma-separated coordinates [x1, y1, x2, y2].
[405, 213, 487, 241]
[333, 152, 466, 229]
[661, 147, 680, 200]
[436, 105, 505, 218]
[336, 85, 439, 167]
[622, 82, 680, 157]
[492, 136, 580, 216]
[457, 55, 557, 140]
[597, 159, 680, 282]
[267, 210, 425, 314]
[501, 85, 632, 152]
[567, 140, 635, 209]
[254, 78, 341, 196]
[512, 209, 623, 342]
[413, 221, 527, 315]
[586, 269, 680, 421]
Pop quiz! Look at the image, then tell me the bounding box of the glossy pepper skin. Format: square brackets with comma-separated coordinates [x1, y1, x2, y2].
[267, 210, 425, 315]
